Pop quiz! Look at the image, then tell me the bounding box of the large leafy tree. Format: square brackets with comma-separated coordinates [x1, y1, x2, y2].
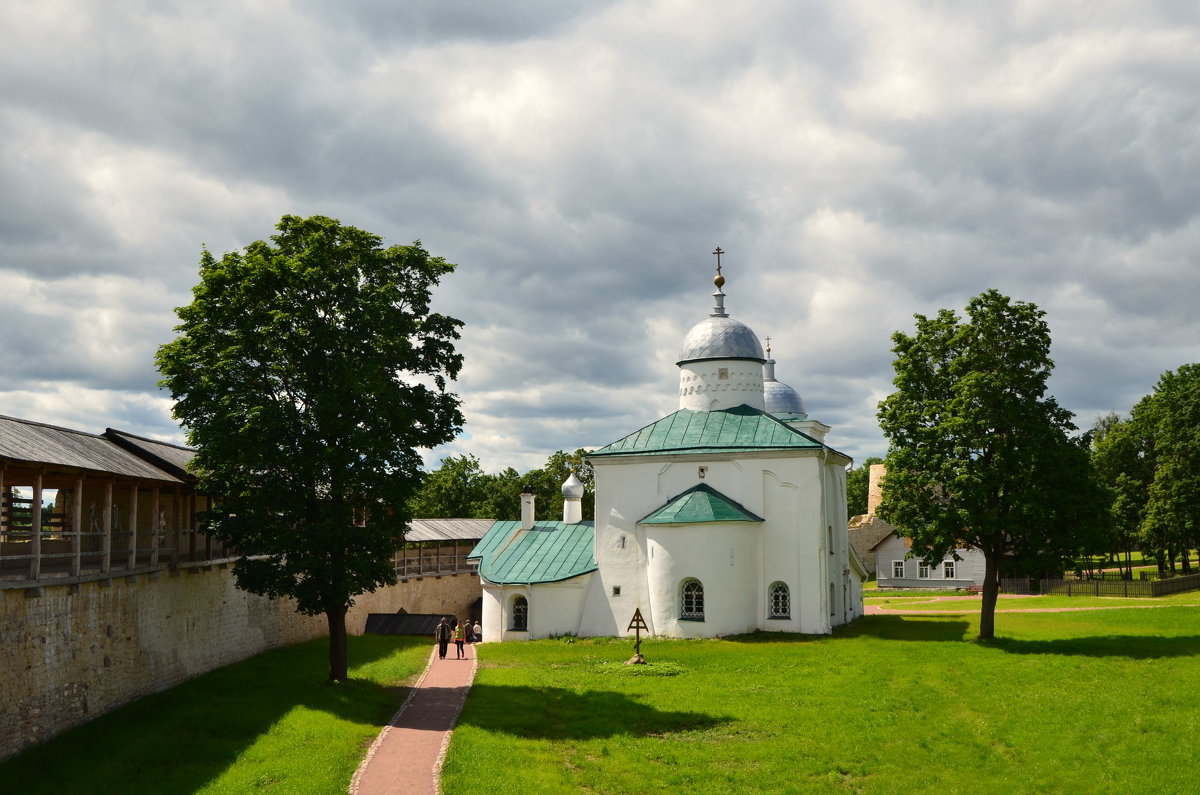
[877, 289, 1107, 639]
[1137, 364, 1200, 573]
[409, 454, 490, 518]
[1090, 411, 1155, 576]
[157, 215, 464, 681]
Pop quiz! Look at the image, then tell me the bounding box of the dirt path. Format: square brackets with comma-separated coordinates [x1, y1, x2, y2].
[866, 594, 1195, 615]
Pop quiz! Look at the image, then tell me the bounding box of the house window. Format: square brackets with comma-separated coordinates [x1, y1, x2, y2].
[680, 578, 704, 620]
[944, 560, 956, 579]
[511, 595, 528, 631]
[769, 582, 790, 619]
[918, 563, 929, 579]
[892, 560, 905, 579]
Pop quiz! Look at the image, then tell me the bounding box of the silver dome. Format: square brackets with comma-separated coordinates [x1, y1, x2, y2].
[561, 472, 585, 499]
[677, 316, 766, 364]
[764, 379, 806, 417]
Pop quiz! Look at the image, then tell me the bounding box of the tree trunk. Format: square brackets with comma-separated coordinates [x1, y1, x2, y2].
[327, 606, 349, 682]
[979, 553, 999, 640]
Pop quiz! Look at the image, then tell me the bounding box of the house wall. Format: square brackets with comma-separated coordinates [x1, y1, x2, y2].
[874, 533, 988, 588]
[0, 566, 412, 762]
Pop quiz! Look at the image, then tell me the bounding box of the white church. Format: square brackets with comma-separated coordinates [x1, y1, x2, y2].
[469, 261, 866, 640]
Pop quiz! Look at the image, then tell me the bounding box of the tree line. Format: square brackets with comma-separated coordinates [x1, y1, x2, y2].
[1090, 364, 1200, 578]
[409, 449, 595, 524]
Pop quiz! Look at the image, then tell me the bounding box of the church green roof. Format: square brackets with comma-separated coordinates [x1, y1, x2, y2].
[467, 520, 597, 585]
[640, 483, 764, 525]
[589, 405, 827, 458]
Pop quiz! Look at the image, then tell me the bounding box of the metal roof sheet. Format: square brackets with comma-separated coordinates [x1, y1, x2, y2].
[405, 518, 494, 542]
[0, 415, 186, 483]
[640, 483, 764, 524]
[589, 405, 829, 458]
[468, 520, 597, 585]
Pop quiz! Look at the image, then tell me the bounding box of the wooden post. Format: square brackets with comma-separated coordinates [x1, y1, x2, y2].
[171, 487, 181, 566]
[71, 477, 83, 577]
[101, 480, 113, 574]
[203, 495, 213, 561]
[128, 484, 139, 570]
[0, 465, 6, 558]
[30, 471, 43, 580]
[150, 487, 160, 567]
[187, 492, 196, 562]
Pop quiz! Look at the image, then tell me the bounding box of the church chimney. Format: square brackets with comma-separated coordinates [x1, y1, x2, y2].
[520, 484, 536, 530]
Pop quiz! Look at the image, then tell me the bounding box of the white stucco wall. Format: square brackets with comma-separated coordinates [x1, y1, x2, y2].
[580, 448, 858, 639]
[480, 575, 592, 641]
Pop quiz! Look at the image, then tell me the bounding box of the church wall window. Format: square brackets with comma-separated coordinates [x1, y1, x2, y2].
[511, 595, 528, 631]
[680, 578, 704, 620]
[892, 560, 905, 579]
[768, 581, 790, 619]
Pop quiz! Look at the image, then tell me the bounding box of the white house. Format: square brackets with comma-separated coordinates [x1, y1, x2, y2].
[857, 464, 989, 589]
[469, 264, 866, 640]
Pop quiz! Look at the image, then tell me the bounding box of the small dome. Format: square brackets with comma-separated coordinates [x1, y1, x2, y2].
[561, 472, 585, 499]
[764, 379, 806, 417]
[677, 316, 766, 365]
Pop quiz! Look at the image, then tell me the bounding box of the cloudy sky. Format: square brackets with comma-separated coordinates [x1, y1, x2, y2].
[2, 1, 1198, 474]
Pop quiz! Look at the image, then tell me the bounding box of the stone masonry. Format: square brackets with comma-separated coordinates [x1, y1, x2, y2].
[0, 566, 481, 761]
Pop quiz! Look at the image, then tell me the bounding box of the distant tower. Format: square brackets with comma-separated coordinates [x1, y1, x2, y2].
[562, 472, 584, 524]
[676, 249, 767, 412]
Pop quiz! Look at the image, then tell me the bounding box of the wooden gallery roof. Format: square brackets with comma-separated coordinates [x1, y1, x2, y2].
[0, 414, 194, 485]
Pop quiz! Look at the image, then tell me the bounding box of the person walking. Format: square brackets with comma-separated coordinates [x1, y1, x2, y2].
[453, 619, 466, 659]
[435, 617, 451, 660]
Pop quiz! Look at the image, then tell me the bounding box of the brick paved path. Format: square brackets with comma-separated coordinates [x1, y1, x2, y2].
[350, 641, 478, 795]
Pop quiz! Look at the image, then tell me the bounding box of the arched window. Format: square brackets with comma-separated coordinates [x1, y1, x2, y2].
[511, 595, 528, 631]
[680, 578, 704, 620]
[769, 582, 790, 619]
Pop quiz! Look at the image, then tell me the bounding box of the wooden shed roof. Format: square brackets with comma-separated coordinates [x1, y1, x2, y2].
[405, 518, 494, 543]
[0, 414, 190, 483]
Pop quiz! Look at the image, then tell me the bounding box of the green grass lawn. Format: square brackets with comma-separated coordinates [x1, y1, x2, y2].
[441, 609, 1200, 794]
[0, 635, 431, 794]
[6, 605, 1200, 794]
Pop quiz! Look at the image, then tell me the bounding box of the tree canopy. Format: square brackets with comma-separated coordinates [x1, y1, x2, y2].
[876, 289, 1108, 639]
[156, 214, 463, 680]
[410, 449, 594, 522]
[1135, 364, 1200, 572]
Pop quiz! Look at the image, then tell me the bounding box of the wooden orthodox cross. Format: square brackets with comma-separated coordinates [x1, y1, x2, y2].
[626, 607, 649, 664]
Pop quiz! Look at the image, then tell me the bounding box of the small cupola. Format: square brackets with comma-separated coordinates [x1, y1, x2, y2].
[562, 472, 584, 524]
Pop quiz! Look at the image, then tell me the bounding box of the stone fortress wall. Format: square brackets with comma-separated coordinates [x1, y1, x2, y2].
[0, 566, 479, 761]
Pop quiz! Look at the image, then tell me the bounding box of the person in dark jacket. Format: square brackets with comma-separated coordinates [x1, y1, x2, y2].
[435, 617, 451, 660]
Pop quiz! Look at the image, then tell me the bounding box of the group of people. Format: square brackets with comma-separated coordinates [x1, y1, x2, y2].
[435, 617, 481, 660]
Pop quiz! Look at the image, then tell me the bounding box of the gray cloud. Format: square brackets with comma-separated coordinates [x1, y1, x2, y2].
[1, 0, 1199, 475]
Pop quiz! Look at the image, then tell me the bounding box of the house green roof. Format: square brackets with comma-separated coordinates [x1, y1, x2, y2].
[589, 405, 831, 458]
[467, 520, 597, 585]
[640, 483, 764, 525]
